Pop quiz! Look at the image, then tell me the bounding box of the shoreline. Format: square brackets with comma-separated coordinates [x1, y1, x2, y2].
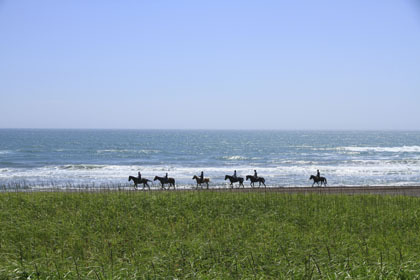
[3, 185, 420, 196]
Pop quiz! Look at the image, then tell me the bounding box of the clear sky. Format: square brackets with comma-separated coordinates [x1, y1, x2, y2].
[1, 0, 419, 130]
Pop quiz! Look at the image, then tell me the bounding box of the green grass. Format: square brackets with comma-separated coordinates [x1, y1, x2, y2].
[1, 190, 420, 279]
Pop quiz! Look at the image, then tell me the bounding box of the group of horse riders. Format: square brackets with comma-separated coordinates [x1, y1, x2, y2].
[129, 169, 326, 189]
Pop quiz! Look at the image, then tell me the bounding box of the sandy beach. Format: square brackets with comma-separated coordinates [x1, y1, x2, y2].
[216, 185, 420, 196]
[7, 185, 420, 197]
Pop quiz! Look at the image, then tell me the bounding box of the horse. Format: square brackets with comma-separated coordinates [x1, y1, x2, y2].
[128, 176, 152, 190]
[154, 176, 176, 189]
[192, 175, 210, 189]
[309, 175, 327, 187]
[224, 175, 244, 187]
[246, 175, 266, 188]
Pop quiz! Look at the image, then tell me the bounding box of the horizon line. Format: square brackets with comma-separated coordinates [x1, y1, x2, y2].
[1, 128, 420, 132]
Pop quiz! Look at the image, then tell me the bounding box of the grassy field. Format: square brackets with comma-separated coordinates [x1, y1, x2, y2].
[1, 190, 420, 279]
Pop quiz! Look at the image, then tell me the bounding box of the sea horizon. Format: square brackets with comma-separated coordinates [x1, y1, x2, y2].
[1, 128, 420, 132]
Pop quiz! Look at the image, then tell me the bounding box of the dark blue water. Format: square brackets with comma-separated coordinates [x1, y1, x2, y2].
[1, 129, 420, 188]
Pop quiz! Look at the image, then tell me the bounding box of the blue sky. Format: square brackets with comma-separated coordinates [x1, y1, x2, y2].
[1, 0, 419, 129]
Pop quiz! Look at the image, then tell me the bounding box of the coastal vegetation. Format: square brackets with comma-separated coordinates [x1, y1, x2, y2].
[1, 190, 420, 278]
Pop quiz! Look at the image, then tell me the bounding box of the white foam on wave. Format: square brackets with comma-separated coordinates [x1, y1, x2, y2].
[222, 155, 248, 160]
[1, 161, 420, 188]
[338, 146, 420, 153]
[61, 164, 107, 170]
[0, 150, 12, 155]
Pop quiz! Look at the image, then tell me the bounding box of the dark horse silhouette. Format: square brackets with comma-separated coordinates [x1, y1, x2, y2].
[309, 175, 327, 187]
[192, 175, 210, 189]
[224, 175, 244, 187]
[246, 175, 266, 188]
[154, 176, 176, 189]
[128, 176, 152, 190]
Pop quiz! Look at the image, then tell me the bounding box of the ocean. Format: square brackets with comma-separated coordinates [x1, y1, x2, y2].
[0, 129, 419, 189]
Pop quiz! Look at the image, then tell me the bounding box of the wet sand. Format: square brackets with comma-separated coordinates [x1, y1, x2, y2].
[212, 186, 420, 196]
[6, 185, 420, 197]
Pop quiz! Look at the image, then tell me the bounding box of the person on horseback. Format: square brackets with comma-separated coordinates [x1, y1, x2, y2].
[199, 171, 204, 182]
[233, 170, 237, 179]
[254, 170, 258, 179]
[316, 169, 320, 178]
[138, 171, 142, 180]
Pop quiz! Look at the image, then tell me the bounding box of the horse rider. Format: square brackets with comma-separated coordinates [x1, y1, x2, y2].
[254, 169, 258, 179]
[233, 170, 237, 179]
[138, 171, 142, 180]
[165, 173, 168, 182]
[316, 169, 320, 178]
[199, 171, 204, 182]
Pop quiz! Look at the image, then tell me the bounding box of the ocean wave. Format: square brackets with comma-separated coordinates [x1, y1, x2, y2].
[0, 150, 12, 155]
[338, 146, 420, 153]
[221, 155, 248, 160]
[61, 164, 107, 170]
[1, 162, 420, 188]
[96, 149, 160, 154]
[271, 160, 317, 165]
